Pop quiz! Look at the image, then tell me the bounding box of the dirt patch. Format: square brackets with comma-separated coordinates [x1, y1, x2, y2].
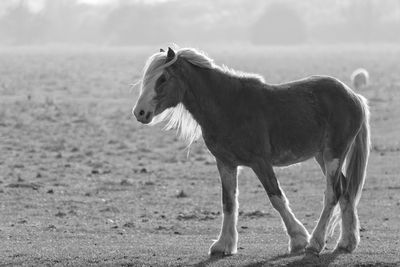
[0, 46, 399, 266]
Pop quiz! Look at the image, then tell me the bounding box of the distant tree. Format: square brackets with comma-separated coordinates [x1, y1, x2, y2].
[251, 2, 307, 45]
[0, 1, 39, 44]
[312, 0, 400, 44]
[340, 0, 378, 43]
[39, 0, 87, 44]
[0, 0, 94, 45]
[104, 3, 174, 45]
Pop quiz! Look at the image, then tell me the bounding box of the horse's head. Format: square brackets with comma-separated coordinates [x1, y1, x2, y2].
[133, 47, 186, 124]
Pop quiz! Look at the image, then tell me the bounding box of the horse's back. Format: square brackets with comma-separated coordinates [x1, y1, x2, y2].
[273, 75, 363, 121]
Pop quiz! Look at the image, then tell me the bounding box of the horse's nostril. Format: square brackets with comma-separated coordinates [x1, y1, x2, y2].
[139, 110, 145, 116]
[145, 112, 152, 121]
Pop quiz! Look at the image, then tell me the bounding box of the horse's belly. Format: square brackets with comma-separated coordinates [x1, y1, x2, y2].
[271, 149, 317, 166]
[270, 120, 324, 166]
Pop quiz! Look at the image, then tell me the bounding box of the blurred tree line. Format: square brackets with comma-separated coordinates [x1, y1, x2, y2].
[0, 0, 399, 46]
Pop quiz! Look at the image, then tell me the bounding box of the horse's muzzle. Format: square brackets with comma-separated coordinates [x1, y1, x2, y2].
[133, 108, 153, 124]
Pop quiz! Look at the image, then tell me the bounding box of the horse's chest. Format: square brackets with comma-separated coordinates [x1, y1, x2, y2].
[203, 134, 231, 160]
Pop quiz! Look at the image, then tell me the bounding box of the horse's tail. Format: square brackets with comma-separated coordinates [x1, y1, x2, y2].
[345, 95, 370, 206]
[327, 95, 370, 237]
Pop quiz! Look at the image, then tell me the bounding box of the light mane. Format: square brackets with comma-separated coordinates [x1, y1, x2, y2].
[139, 47, 265, 145]
[221, 65, 265, 83]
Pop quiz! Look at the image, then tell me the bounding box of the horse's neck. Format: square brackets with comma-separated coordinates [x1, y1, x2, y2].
[182, 67, 234, 130]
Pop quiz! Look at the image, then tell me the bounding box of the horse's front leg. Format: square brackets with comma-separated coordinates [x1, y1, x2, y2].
[252, 159, 310, 253]
[209, 159, 238, 256]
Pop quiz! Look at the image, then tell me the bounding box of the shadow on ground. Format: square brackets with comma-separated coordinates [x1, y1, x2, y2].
[192, 254, 224, 266]
[192, 251, 342, 267]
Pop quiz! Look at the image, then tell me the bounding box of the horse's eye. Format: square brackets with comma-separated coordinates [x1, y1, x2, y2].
[158, 75, 167, 85]
[155, 75, 167, 93]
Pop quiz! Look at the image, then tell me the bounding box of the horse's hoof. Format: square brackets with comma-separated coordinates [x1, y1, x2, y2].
[303, 252, 320, 265]
[209, 239, 237, 256]
[305, 245, 321, 256]
[290, 244, 307, 254]
[335, 236, 358, 253]
[305, 236, 324, 255]
[334, 246, 352, 254]
[334, 243, 357, 253]
[289, 233, 310, 253]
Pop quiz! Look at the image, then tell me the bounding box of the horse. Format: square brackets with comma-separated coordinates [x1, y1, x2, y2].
[351, 68, 369, 90]
[132, 47, 370, 257]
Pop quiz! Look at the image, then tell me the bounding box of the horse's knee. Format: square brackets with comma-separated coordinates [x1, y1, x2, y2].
[269, 193, 287, 211]
[222, 188, 237, 214]
[223, 202, 235, 214]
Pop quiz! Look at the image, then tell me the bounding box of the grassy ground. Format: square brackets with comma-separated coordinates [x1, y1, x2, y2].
[0, 46, 399, 266]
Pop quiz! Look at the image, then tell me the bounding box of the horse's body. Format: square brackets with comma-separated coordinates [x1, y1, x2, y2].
[188, 74, 362, 168]
[133, 47, 370, 257]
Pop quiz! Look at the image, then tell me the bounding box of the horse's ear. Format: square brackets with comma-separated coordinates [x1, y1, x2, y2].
[160, 48, 165, 52]
[166, 47, 175, 63]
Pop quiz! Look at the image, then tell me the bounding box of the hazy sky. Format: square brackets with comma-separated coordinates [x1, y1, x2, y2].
[78, 0, 169, 5]
[0, 0, 169, 14]
[2, 0, 400, 45]
[79, 0, 116, 4]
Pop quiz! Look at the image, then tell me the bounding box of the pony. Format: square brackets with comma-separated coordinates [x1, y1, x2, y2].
[133, 47, 370, 257]
[351, 68, 369, 90]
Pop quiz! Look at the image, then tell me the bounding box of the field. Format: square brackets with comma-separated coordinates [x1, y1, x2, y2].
[0, 46, 399, 266]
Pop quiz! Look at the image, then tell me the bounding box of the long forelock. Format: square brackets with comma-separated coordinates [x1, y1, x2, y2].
[141, 52, 177, 93]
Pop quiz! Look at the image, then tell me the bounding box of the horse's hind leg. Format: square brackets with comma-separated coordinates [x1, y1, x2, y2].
[306, 152, 343, 255]
[252, 160, 310, 253]
[209, 159, 238, 255]
[336, 192, 359, 252]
